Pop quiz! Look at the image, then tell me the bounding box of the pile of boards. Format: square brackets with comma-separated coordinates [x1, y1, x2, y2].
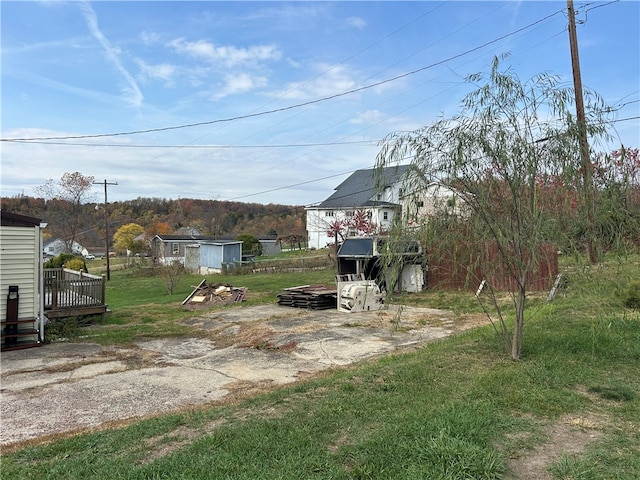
[277, 284, 337, 310]
[183, 280, 247, 310]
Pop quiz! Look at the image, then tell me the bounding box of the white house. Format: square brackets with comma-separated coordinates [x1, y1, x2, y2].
[306, 166, 465, 249]
[399, 181, 464, 227]
[43, 238, 85, 258]
[306, 165, 412, 250]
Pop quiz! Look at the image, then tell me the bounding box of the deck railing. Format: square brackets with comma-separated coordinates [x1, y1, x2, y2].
[44, 268, 106, 310]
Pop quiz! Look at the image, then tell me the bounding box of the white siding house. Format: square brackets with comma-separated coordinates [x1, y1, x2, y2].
[43, 238, 85, 257]
[306, 166, 464, 249]
[305, 166, 411, 250]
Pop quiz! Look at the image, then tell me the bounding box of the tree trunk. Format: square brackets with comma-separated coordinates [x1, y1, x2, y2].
[511, 286, 526, 360]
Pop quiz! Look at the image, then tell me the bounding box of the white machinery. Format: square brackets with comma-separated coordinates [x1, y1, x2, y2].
[336, 275, 385, 313]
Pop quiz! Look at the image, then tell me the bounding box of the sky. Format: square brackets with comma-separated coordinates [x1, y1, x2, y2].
[1, 1, 639, 206]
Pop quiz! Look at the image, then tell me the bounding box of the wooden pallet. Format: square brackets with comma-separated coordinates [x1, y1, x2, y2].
[277, 285, 337, 310]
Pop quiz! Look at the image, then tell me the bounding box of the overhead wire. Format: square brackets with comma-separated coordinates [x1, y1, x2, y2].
[5, 1, 635, 206]
[1, 8, 565, 143]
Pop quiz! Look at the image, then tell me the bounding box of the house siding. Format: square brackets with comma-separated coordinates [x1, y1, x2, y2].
[0, 226, 40, 320]
[306, 205, 399, 250]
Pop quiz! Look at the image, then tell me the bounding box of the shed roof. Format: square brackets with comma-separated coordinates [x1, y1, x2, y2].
[154, 235, 218, 242]
[199, 240, 242, 246]
[1, 210, 41, 227]
[337, 238, 374, 258]
[317, 165, 411, 209]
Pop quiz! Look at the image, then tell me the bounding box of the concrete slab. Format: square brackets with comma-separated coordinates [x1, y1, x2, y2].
[0, 304, 487, 448]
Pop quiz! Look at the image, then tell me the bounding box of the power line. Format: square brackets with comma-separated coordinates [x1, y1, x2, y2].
[1, 9, 564, 143]
[3, 139, 377, 148]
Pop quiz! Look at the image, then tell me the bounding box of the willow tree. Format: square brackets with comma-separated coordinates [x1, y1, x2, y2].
[376, 57, 612, 360]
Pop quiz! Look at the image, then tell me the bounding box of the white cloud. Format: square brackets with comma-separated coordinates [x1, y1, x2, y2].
[140, 30, 161, 45]
[346, 16, 366, 29]
[78, 1, 143, 107]
[271, 63, 358, 101]
[135, 58, 176, 86]
[212, 73, 268, 99]
[167, 38, 282, 67]
[350, 110, 386, 125]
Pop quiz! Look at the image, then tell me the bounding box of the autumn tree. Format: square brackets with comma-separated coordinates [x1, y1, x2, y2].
[376, 57, 613, 360]
[325, 210, 378, 246]
[36, 172, 95, 252]
[113, 223, 145, 255]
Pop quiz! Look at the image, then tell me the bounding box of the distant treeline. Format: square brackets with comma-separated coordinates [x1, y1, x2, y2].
[1, 195, 307, 248]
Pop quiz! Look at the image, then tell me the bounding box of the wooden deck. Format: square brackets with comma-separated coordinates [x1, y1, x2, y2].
[44, 268, 109, 322]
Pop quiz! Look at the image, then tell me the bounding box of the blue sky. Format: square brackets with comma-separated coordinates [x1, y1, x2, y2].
[2, 1, 638, 205]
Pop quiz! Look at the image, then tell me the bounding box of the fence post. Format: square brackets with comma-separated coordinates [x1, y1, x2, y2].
[52, 279, 58, 309]
[101, 275, 106, 324]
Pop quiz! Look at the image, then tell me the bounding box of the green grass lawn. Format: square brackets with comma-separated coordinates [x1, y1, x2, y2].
[4, 254, 639, 479]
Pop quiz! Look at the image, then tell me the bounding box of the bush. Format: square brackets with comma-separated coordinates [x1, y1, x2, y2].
[622, 281, 640, 310]
[236, 234, 262, 256]
[65, 257, 86, 272]
[44, 253, 87, 272]
[157, 260, 185, 294]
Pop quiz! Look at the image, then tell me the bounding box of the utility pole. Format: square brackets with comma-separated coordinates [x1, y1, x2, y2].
[567, 0, 598, 264]
[94, 179, 118, 280]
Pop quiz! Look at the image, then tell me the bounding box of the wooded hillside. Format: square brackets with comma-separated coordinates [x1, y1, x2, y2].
[1, 195, 307, 249]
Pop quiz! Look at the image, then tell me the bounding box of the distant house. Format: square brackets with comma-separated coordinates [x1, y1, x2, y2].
[400, 181, 464, 227]
[306, 165, 463, 249]
[175, 226, 203, 237]
[1, 210, 46, 350]
[152, 235, 242, 273]
[152, 235, 217, 265]
[43, 238, 85, 258]
[306, 166, 411, 249]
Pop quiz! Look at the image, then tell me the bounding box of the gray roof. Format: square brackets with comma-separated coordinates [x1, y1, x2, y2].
[154, 235, 218, 242]
[318, 165, 411, 209]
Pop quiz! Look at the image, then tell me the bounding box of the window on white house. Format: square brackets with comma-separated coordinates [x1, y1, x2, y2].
[325, 211, 334, 217]
[172, 243, 179, 255]
[383, 211, 388, 220]
[345, 210, 354, 216]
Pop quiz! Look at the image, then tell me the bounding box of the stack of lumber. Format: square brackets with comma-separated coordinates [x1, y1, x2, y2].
[277, 284, 337, 310]
[183, 280, 247, 309]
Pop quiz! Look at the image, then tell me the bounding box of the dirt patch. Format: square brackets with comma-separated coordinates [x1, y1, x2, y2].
[505, 413, 605, 479]
[1, 304, 486, 450]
